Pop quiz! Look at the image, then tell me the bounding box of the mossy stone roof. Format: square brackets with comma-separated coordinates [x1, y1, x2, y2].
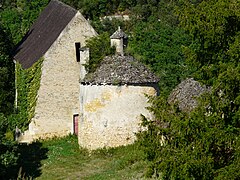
[82, 55, 159, 85]
[168, 78, 211, 112]
[110, 28, 128, 39]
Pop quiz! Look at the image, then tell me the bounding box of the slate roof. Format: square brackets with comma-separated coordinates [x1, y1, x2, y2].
[14, 0, 77, 69]
[168, 78, 211, 112]
[82, 55, 159, 85]
[110, 27, 128, 39]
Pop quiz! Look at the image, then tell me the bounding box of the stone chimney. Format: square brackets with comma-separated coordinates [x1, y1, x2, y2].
[110, 26, 128, 56]
[79, 47, 89, 81]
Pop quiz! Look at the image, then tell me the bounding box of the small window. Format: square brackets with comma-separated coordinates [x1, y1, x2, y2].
[75, 42, 81, 62]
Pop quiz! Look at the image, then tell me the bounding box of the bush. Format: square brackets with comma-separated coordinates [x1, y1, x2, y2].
[85, 32, 115, 73]
[138, 88, 240, 179]
[128, 21, 191, 95]
[0, 113, 19, 179]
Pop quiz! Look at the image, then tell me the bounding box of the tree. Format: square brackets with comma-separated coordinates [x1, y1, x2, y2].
[137, 0, 240, 179]
[0, 0, 48, 45]
[128, 20, 191, 95]
[0, 25, 14, 115]
[0, 25, 18, 179]
[177, 0, 240, 85]
[85, 32, 115, 73]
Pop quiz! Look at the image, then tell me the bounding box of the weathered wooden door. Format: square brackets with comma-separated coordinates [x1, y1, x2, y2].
[73, 114, 79, 135]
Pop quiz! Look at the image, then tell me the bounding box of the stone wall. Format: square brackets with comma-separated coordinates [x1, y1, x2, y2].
[100, 15, 130, 21]
[79, 84, 157, 150]
[21, 12, 97, 142]
[111, 38, 124, 56]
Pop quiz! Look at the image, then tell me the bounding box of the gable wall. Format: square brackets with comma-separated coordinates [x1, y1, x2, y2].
[22, 12, 97, 141]
[79, 84, 157, 150]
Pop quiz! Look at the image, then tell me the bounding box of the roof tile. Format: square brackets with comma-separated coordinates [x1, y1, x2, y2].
[82, 55, 159, 85]
[14, 0, 77, 68]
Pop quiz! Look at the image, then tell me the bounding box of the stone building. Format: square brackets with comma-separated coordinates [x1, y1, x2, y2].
[14, 0, 97, 142]
[14, 0, 159, 148]
[79, 29, 159, 150]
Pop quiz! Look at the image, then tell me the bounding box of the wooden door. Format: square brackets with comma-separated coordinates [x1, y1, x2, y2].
[73, 114, 79, 135]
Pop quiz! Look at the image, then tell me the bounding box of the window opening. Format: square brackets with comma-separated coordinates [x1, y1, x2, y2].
[75, 42, 81, 62]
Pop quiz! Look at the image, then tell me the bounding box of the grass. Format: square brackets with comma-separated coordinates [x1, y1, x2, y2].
[27, 135, 149, 179]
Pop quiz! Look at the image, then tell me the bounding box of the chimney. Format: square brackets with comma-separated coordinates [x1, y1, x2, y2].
[110, 26, 128, 56]
[79, 47, 89, 81]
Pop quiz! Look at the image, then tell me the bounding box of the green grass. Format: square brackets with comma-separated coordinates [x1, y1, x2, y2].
[30, 135, 149, 180]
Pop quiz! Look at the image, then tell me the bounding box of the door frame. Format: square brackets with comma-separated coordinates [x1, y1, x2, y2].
[73, 114, 79, 135]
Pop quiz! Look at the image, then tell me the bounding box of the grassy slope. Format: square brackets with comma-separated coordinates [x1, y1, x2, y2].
[35, 135, 148, 180]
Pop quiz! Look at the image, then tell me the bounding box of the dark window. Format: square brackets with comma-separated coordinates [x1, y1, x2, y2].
[75, 42, 81, 62]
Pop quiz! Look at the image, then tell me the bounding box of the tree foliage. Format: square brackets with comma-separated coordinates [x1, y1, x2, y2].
[0, 25, 14, 115]
[0, 113, 19, 179]
[1, 0, 239, 179]
[137, 0, 240, 179]
[62, 0, 177, 25]
[139, 85, 240, 179]
[14, 58, 43, 131]
[0, 2, 47, 177]
[0, 23, 19, 180]
[85, 32, 115, 73]
[128, 20, 191, 95]
[177, 0, 240, 85]
[0, 0, 49, 45]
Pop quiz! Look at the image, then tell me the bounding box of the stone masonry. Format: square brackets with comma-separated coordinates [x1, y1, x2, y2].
[21, 12, 97, 141]
[79, 84, 157, 150]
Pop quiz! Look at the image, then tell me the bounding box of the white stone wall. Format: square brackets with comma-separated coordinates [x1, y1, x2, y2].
[101, 15, 130, 21]
[79, 84, 157, 150]
[111, 39, 124, 56]
[80, 48, 89, 81]
[22, 12, 97, 141]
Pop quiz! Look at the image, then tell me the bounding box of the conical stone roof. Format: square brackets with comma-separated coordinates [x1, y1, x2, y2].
[110, 27, 128, 39]
[82, 55, 159, 85]
[168, 78, 211, 112]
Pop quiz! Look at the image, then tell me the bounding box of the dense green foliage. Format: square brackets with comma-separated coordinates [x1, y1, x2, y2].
[0, 2, 46, 176]
[0, 26, 14, 115]
[128, 21, 191, 95]
[177, 0, 240, 85]
[86, 32, 115, 73]
[139, 90, 240, 179]
[137, 0, 240, 179]
[0, 113, 19, 179]
[62, 0, 177, 25]
[0, 24, 17, 179]
[1, 0, 239, 179]
[0, 0, 49, 45]
[15, 59, 43, 131]
[0, 33, 15, 179]
[91, 17, 130, 35]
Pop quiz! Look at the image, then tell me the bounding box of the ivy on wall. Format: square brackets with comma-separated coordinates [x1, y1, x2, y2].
[15, 58, 43, 130]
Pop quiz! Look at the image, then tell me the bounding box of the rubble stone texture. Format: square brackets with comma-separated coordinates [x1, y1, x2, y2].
[168, 78, 210, 112]
[16, 5, 97, 142]
[80, 54, 159, 149]
[83, 55, 159, 85]
[79, 84, 157, 150]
